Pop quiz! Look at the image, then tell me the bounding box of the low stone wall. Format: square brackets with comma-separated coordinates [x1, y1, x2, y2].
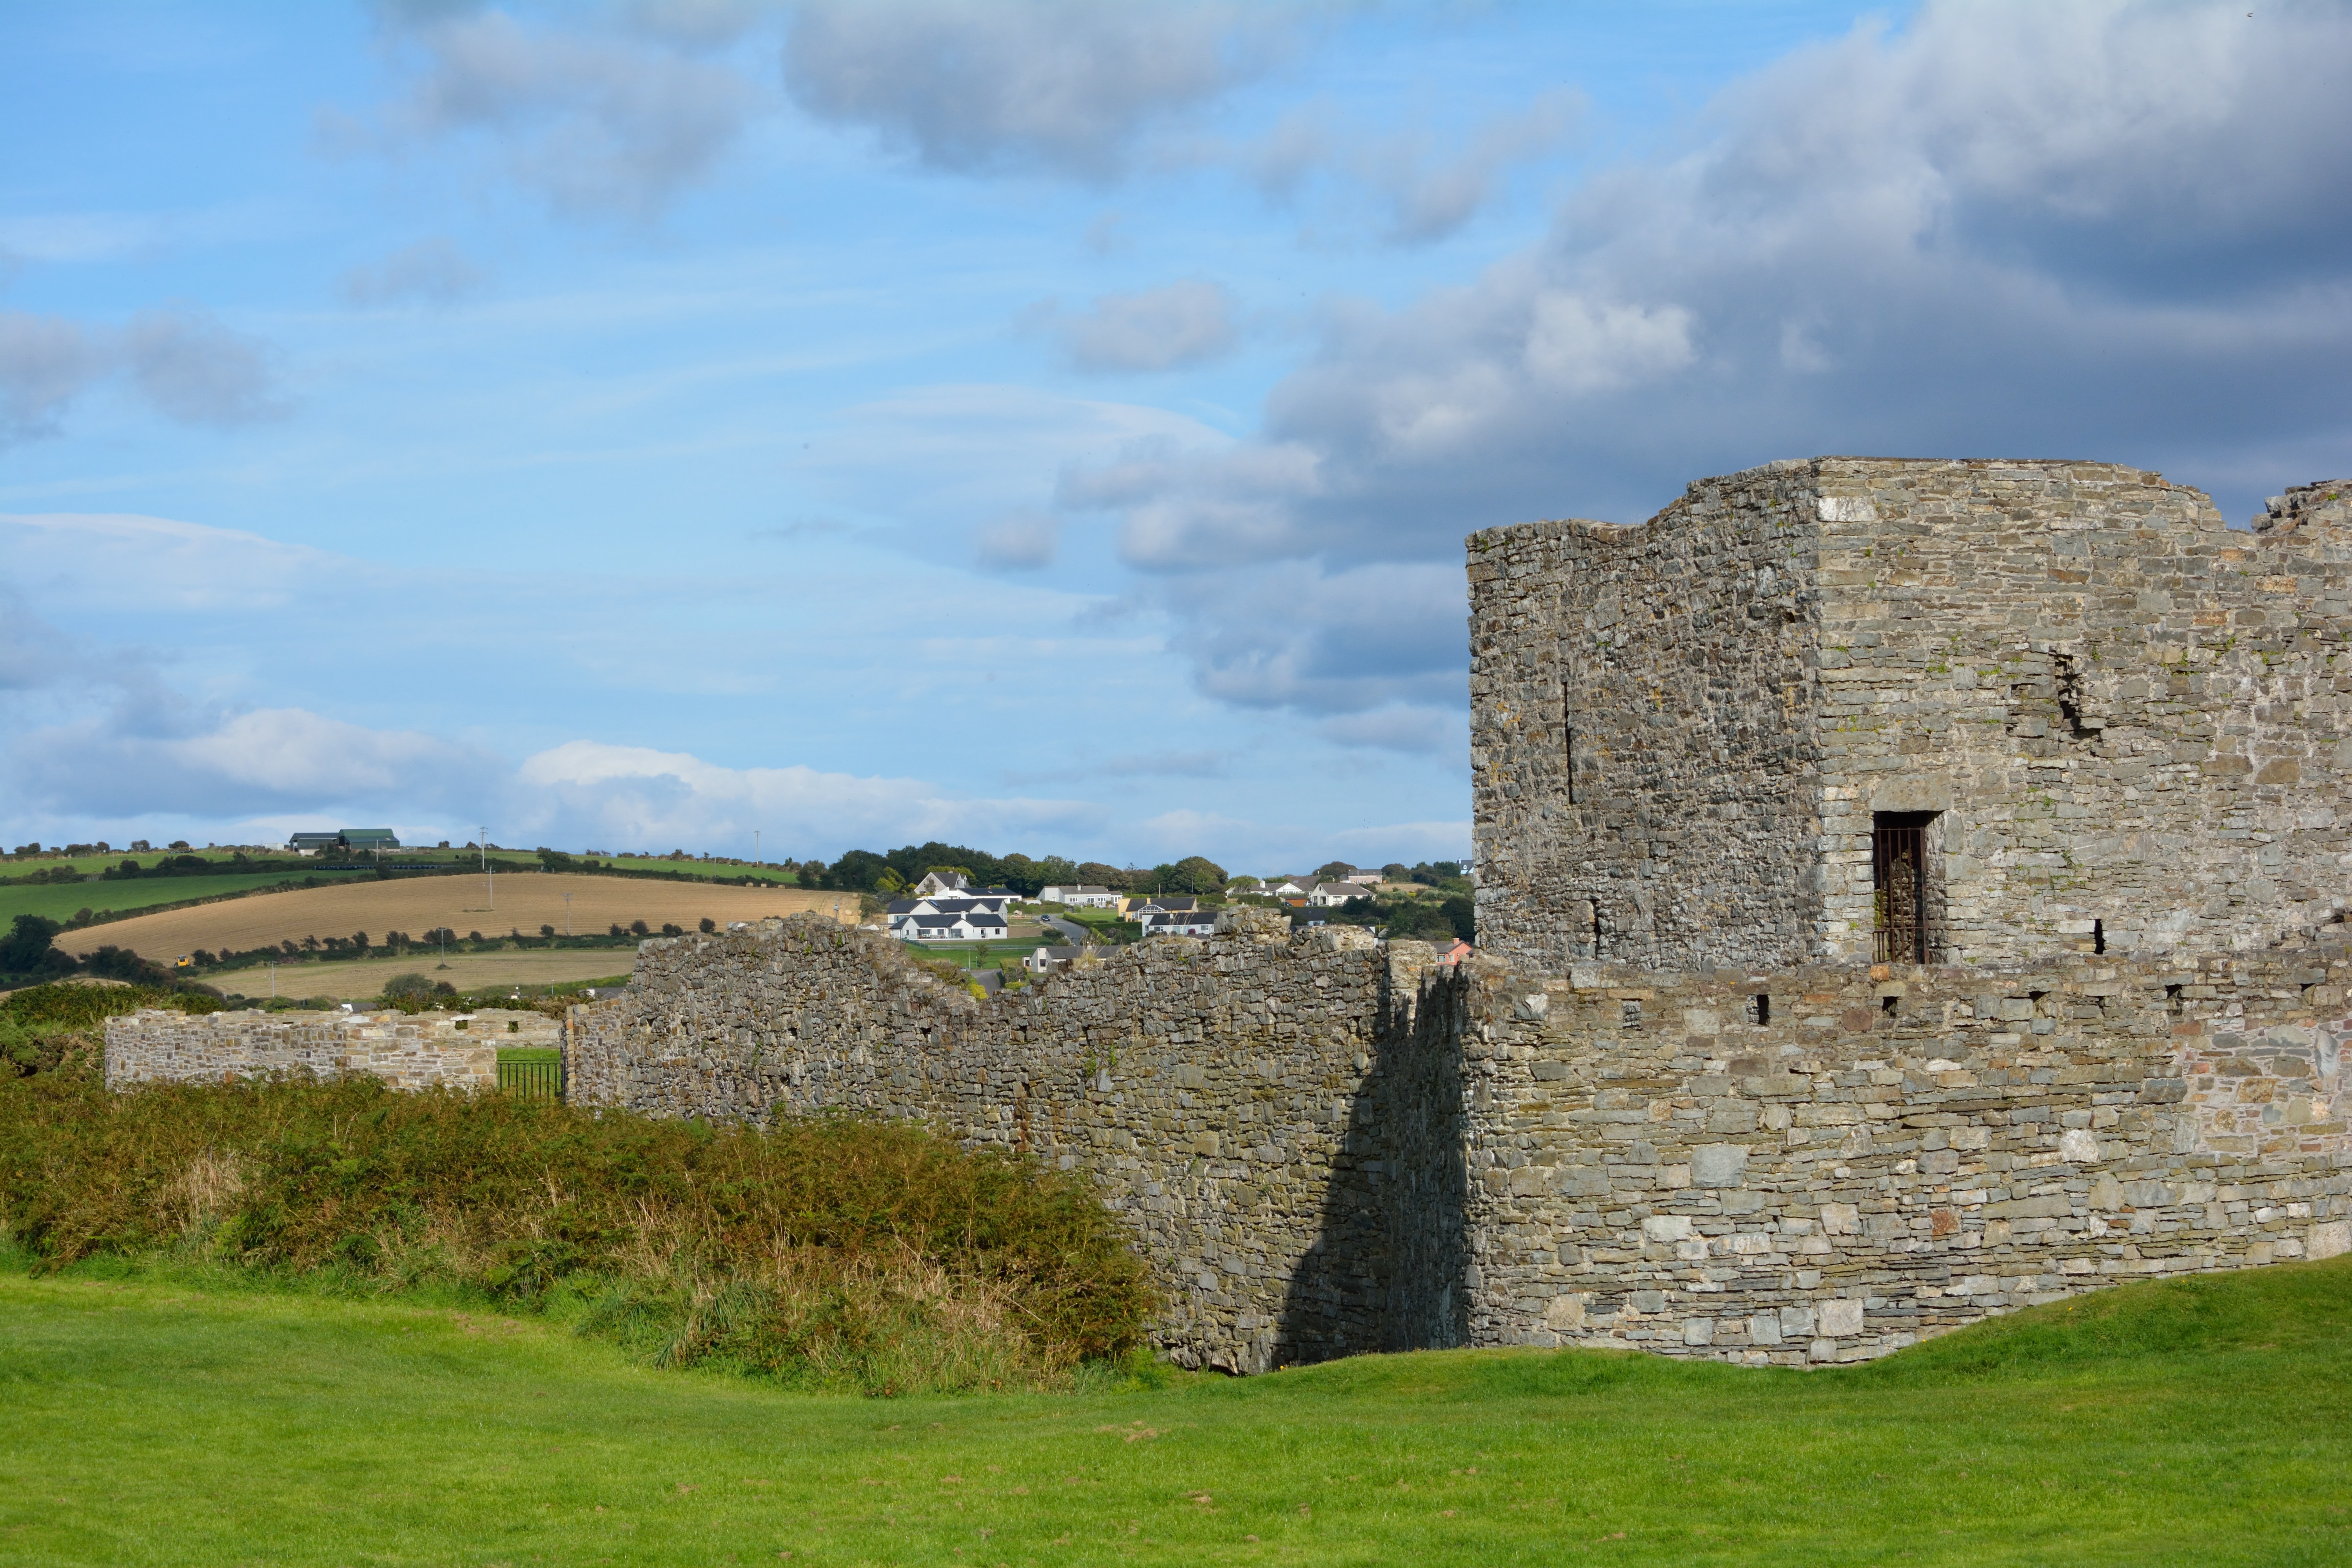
[567, 911, 1466, 1373]
[1454, 947, 2351, 1364]
[102, 1008, 530, 1091]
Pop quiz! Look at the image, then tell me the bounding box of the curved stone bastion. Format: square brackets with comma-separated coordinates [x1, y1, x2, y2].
[561, 909, 2347, 1371]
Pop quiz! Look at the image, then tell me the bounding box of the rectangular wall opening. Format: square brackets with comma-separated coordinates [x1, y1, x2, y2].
[1872, 810, 1941, 964]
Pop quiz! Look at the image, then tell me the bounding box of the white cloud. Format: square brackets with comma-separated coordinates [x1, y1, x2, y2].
[368, 9, 762, 220]
[974, 508, 1060, 570]
[0, 510, 340, 610]
[1522, 292, 1696, 393]
[512, 740, 1104, 853]
[1051, 279, 1237, 373]
[1053, 0, 2352, 735]
[342, 236, 488, 307]
[781, 1, 1297, 180]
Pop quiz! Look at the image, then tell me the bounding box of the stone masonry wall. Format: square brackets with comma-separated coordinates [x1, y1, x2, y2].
[1471, 458, 2352, 972]
[566, 911, 1467, 1374]
[103, 1007, 526, 1091]
[1806, 460, 2352, 965]
[1452, 945, 2350, 1364]
[1468, 465, 1825, 972]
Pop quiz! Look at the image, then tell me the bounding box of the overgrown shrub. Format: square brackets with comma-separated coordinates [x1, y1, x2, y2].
[0, 984, 223, 1079]
[0, 1074, 1155, 1392]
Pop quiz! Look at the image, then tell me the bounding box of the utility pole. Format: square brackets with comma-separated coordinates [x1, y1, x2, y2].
[562, 891, 573, 936]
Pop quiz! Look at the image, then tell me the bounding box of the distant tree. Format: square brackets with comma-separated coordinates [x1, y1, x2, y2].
[1381, 862, 1410, 880]
[541, 924, 556, 938]
[1165, 856, 1227, 896]
[383, 973, 435, 1000]
[1314, 860, 1356, 879]
[660, 923, 683, 936]
[827, 849, 891, 891]
[699, 917, 716, 933]
[0, 915, 73, 976]
[630, 919, 650, 936]
[1076, 861, 1131, 891]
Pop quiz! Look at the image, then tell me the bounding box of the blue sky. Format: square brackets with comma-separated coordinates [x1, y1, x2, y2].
[5, 2, 2349, 871]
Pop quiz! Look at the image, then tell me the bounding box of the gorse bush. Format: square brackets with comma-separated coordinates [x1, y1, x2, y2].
[0, 983, 223, 1079]
[0, 1073, 1154, 1393]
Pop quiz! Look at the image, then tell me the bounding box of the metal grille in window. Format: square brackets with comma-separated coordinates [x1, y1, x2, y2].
[1872, 813, 1933, 964]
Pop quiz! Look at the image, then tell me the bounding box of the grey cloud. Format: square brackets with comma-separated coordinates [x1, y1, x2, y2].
[0, 312, 104, 443]
[1066, 1, 2352, 729]
[1377, 90, 1581, 243]
[1161, 560, 1464, 717]
[782, 1, 1293, 179]
[125, 307, 285, 427]
[1054, 279, 1236, 373]
[382, 10, 760, 220]
[1245, 89, 1581, 243]
[974, 508, 1060, 570]
[341, 237, 487, 307]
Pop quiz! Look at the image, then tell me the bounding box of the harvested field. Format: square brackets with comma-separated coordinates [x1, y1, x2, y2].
[58, 872, 860, 964]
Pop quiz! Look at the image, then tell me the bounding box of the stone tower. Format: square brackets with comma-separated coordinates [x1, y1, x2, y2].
[1468, 459, 2352, 972]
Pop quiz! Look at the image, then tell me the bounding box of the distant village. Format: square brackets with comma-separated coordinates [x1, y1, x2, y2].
[879, 866, 1474, 985]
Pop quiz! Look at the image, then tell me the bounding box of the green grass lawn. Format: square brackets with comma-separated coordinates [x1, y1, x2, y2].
[0, 871, 374, 927]
[1, 1259, 2347, 1566]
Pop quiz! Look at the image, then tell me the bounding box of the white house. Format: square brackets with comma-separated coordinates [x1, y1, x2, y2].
[1039, 884, 1118, 908]
[897, 901, 1008, 944]
[1306, 878, 1374, 907]
[886, 897, 1009, 943]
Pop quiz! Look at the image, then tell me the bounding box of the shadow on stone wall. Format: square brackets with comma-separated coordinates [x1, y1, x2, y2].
[1272, 951, 1471, 1364]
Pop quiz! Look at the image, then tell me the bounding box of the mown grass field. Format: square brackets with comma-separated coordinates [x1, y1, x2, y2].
[0, 871, 372, 927]
[1, 1258, 2347, 1566]
[211, 948, 635, 1002]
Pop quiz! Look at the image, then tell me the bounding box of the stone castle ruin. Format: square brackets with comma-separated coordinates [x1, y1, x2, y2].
[110, 459, 2350, 1371]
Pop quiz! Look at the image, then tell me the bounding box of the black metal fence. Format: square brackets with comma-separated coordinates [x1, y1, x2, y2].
[496, 1056, 566, 1100]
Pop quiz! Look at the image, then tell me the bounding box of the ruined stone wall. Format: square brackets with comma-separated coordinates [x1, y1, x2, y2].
[565, 912, 1467, 1374]
[1472, 457, 2352, 972]
[103, 1007, 519, 1091]
[1807, 460, 2352, 964]
[1452, 946, 2350, 1364]
[1468, 468, 1825, 973]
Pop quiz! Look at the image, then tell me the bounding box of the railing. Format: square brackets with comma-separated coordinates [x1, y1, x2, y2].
[496, 1054, 566, 1100]
[1872, 815, 1930, 965]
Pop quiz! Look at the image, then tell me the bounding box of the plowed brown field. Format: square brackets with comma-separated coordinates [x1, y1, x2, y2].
[60, 872, 858, 962]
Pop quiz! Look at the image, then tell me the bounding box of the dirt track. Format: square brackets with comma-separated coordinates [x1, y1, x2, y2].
[60, 872, 859, 962]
